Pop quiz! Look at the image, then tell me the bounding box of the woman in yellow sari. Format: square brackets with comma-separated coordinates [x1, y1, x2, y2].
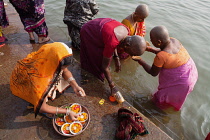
[10, 42, 85, 119]
[118, 4, 149, 59]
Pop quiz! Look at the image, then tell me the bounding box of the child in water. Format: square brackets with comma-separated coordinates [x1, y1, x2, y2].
[118, 4, 149, 59]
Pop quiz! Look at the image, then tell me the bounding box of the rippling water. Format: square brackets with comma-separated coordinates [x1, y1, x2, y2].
[45, 0, 210, 139]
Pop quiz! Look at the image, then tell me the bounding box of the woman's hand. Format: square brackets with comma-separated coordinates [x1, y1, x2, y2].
[132, 56, 141, 61]
[109, 82, 119, 95]
[146, 46, 153, 52]
[146, 41, 151, 46]
[114, 57, 121, 72]
[68, 111, 79, 121]
[73, 86, 86, 97]
[111, 86, 119, 95]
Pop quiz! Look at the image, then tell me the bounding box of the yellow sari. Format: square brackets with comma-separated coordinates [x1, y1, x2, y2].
[10, 42, 73, 116]
[121, 19, 146, 37]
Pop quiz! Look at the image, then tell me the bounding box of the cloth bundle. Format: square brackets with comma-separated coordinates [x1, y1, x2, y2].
[116, 107, 149, 140]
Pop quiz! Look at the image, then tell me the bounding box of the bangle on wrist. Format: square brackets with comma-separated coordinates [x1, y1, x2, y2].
[66, 108, 70, 116]
[56, 107, 59, 115]
[67, 77, 75, 83]
[109, 82, 115, 88]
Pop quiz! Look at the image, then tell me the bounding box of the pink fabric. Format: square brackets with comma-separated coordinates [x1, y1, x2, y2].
[152, 58, 198, 111]
[205, 133, 210, 140]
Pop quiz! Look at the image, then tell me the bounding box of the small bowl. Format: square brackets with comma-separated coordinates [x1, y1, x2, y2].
[77, 112, 88, 123]
[53, 103, 90, 137]
[61, 123, 71, 135]
[64, 115, 74, 123]
[55, 117, 65, 126]
[69, 121, 83, 135]
[70, 103, 82, 114]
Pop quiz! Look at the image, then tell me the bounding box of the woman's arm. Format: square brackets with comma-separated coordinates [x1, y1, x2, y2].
[40, 98, 78, 120]
[138, 59, 161, 76]
[113, 49, 121, 72]
[146, 46, 161, 54]
[62, 67, 86, 96]
[102, 57, 119, 94]
[132, 56, 161, 76]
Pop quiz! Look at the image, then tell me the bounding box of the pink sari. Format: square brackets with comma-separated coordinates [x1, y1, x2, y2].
[152, 58, 198, 111]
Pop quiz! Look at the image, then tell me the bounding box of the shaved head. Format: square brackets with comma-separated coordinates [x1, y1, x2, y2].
[135, 4, 149, 18]
[150, 25, 170, 46]
[125, 35, 147, 56]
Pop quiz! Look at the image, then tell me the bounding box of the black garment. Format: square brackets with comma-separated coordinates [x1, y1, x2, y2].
[63, 0, 99, 50]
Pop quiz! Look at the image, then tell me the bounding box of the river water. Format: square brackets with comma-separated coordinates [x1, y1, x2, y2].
[44, 0, 210, 139]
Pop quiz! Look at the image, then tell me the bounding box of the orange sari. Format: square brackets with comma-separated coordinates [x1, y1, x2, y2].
[10, 42, 73, 116]
[121, 19, 146, 36]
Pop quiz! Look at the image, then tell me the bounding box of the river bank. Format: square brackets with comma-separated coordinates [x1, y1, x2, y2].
[0, 2, 172, 140]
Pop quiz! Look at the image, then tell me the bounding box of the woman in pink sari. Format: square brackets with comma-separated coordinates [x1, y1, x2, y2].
[132, 25, 198, 111]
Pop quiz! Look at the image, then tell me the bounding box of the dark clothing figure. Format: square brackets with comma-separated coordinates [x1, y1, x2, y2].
[63, 0, 99, 50]
[9, 0, 48, 36]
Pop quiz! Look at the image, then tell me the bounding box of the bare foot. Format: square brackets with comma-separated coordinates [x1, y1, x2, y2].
[38, 37, 50, 44]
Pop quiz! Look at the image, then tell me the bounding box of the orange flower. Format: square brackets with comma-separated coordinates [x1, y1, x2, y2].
[70, 123, 82, 133]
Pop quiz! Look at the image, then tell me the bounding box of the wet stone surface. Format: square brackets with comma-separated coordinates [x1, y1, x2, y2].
[0, 2, 172, 140]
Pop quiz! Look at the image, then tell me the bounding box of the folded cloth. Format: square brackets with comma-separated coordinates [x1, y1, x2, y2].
[116, 107, 149, 140]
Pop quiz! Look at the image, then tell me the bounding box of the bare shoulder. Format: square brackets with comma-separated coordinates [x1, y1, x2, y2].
[170, 38, 182, 53]
[125, 14, 132, 21]
[114, 25, 128, 41]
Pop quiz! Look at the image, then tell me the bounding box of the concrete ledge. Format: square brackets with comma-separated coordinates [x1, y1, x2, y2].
[0, 2, 173, 140]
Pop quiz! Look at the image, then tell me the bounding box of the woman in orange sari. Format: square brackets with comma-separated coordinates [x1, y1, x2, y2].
[10, 42, 85, 119]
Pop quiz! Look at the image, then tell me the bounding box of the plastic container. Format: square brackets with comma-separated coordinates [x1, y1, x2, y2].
[113, 91, 125, 103]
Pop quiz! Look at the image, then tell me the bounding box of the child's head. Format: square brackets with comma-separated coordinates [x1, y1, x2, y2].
[124, 35, 147, 56]
[134, 4, 149, 22]
[150, 25, 170, 48]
